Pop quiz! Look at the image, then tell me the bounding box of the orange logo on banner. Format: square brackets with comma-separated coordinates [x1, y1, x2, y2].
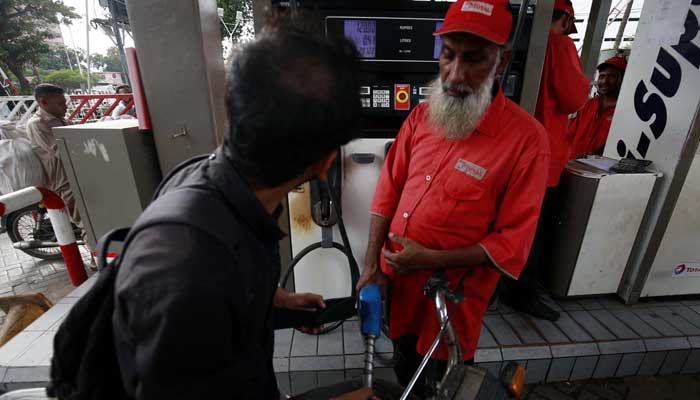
[394, 84, 410, 110]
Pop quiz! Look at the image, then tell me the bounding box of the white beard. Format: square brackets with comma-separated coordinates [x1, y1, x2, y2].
[427, 57, 500, 140]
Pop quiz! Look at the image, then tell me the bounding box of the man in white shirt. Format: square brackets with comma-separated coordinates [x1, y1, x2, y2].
[111, 85, 136, 119]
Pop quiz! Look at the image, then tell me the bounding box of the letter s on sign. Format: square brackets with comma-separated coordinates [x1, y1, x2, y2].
[651, 48, 682, 98]
[634, 81, 667, 140]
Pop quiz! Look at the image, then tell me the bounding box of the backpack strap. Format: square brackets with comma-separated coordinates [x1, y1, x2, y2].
[95, 182, 239, 273]
[96, 228, 130, 270]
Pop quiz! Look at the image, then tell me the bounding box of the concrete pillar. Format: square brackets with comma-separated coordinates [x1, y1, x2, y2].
[125, 0, 227, 174]
[580, 0, 614, 80]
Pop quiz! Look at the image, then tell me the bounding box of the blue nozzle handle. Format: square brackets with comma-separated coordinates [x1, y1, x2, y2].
[359, 284, 382, 337]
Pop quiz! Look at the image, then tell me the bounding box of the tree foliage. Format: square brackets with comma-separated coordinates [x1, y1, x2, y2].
[90, 47, 123, 72]
[0, 0, 79, 94]
[36, 45, 121, 73]
[43, 69, 101, 90]
[36, 45, 75, 71]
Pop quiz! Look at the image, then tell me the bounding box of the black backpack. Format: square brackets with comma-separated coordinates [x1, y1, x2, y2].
[47, 155, 232, 400]
[47, 225, 131, 399]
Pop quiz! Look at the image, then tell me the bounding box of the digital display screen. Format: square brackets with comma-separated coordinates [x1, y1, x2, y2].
[329, 17, 443, 62]
[434, 22, 443, 60]
[344, 20, 377, 58]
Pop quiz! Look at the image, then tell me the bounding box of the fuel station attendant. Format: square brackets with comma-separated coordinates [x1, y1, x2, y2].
[568, 56, 627, 158]
[501, 0, 590, 322]
[535, 0, 590, 187]
[356, 0, 550, 394]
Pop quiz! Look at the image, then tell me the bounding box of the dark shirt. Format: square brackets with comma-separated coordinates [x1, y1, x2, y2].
[112, 148, 284, 399]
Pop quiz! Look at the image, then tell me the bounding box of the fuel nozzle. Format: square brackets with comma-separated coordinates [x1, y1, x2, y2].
[310, 179, 339, 227]
[359, 283, 382, 388]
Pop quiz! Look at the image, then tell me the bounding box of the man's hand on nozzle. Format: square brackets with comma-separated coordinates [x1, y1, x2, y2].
[356, 256, 386, 295]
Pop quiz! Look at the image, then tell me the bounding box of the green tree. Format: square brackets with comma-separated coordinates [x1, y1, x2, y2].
[36, 45, 112, 75]
[36, 44, 76, 71]
[217, 0, 254, 43]
[43, 69, 101, 90]
[90, 47, 123, 72]
[0, 0, 79, 94]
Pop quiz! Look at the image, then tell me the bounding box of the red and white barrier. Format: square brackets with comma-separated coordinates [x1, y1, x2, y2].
[0, 187, 87, 286]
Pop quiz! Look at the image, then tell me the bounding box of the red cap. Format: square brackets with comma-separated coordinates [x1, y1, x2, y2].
[597, 56, 628, 72]
[554, 0, 578, 34]
[434, 0, 513, 45]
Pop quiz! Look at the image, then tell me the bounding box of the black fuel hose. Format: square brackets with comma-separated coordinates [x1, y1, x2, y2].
[280, 179, 360, 334]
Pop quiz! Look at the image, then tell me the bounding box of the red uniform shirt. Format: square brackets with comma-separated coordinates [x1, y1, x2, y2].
[567, 96, 615, 158]
[535, 30, 589, 187]
[370, 88, 550, 360]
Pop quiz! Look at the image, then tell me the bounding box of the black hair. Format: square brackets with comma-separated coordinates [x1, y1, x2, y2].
[115, 84, 131, 93]
[223, 15, 362, 187]
[34, 83, 64, 101]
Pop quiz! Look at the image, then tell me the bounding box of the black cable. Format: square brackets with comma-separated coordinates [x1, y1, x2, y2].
[279, 177, 360, 335]
[280, 242, 348, 334]
[324, 180, 360, 297]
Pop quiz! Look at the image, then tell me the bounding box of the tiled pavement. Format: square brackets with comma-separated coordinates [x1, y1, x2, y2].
[2, 231, 700, 396]
[523, 374, 700, 400]
[0, 233, 93, 328]
[275, 318, 398, 395]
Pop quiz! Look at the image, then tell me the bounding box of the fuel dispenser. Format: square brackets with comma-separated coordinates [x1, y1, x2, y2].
[276, 0, 539, 301]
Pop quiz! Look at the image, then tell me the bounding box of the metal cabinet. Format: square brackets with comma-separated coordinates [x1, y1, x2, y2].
[54, 120, 162, 249]
[549, 160, 660, 297]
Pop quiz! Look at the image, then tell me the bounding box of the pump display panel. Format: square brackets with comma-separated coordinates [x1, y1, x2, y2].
[327, 17, 443, 62]
[325, 16, 444, 125]
[309, 2, 534, 135]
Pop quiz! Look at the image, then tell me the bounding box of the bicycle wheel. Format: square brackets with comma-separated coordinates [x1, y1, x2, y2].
[6, 205, 63, 261]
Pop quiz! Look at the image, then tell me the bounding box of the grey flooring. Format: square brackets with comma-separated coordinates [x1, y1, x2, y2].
[3, 233, 700, 393]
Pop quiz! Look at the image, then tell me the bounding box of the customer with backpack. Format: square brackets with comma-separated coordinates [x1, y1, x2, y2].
[107, 20, 370, 400]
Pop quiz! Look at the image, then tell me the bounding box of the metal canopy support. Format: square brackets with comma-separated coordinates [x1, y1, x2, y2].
[107, 0, 130, 86]
[613, 0, 633, 50]
[580, 0, 613, 80]
[518, 0, 554, 115]
[125, 0, 227, 174]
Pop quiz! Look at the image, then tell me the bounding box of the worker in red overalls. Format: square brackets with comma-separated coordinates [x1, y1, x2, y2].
[356, 0, 550, 396]
[501, 0, 590, 321]
[568, 56, 627, 158]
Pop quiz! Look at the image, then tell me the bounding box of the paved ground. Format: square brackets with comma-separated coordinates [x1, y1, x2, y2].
[524, 374, 700, 400]
[2, 231, 700, 398]
[0, 232, 92, 328]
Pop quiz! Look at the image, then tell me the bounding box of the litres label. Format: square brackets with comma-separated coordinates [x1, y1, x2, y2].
[394, 84, 411, 110]
[672, 263, 700, 277]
